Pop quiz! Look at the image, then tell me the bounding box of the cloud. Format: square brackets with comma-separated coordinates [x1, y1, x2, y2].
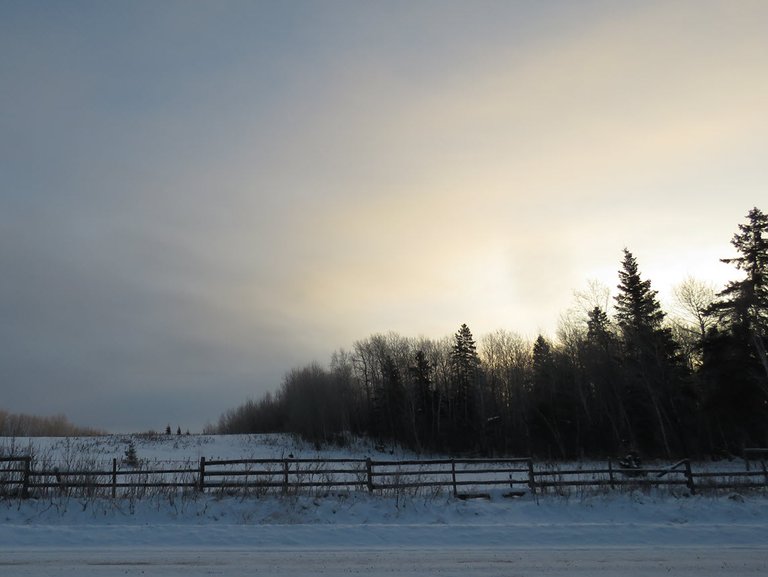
[2, 1, 767, 430]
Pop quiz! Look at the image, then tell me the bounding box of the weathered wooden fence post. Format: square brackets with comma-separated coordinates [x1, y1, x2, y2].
[198, 457, 206, 493]
[683, 459, 696, 495]
[22, 457, 31, 499]
[608, 458, 615, 490]
[451, 459, 457, 498]
[112, 458, 117, 499]
[527, 459, 536, 495]
[282, 459, 289, 495]
[366, 458, 373, 493]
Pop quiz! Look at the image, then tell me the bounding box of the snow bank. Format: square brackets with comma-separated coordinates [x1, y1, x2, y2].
[2, 434, 766, 550]
[2, 489, 767, 549]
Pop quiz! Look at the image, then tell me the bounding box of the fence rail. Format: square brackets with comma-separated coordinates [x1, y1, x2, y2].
[1, 455, 767, 499]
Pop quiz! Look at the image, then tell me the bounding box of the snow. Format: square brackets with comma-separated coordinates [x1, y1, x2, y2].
[1, 434, 767, 575]
[3, 549, 767, 577]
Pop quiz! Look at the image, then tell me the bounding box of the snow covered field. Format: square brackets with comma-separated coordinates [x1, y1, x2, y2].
[2, 435, 767, 575]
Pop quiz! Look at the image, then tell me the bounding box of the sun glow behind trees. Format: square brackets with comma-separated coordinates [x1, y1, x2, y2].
[215, 209, 768, 458]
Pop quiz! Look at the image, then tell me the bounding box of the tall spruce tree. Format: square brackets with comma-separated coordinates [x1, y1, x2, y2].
[708, 207, 768, 372]
[613, 249, 690, 456]
[449, 324, 481, 448]
[451, 324, 480, 393]
[615, 249, 669, 349]
[702, 208, 768, 450]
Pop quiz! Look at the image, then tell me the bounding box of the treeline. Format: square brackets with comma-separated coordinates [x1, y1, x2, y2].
[215, 208, 768, 458]
[0, 410, 105, 437]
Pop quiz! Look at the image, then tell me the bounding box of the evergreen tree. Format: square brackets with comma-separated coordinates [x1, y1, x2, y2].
[451, 324, 481, 403]
[702, 207, 768, 450]
[615, 249, 668, 349]
[449, 324, 481, 448]
[613, 249, 690, 456]
[581, 306, 625, 454]
[409, 350, 434, 449]
[451, 324, 480, 380]
[708, 207, 768, 373]
[530, 335, 564, 457]
[123, 441, 139, 468]
[586, 306, 613, 349]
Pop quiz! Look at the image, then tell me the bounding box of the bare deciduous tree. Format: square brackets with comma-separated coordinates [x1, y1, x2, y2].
[673, 276, 716, 339]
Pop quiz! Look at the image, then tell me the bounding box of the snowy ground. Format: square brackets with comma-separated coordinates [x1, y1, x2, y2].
[3, 548, 767, 576]
[1, 435, 767, 575]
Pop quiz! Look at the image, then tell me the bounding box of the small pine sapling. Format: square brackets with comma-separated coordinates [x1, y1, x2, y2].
[123, 441, 139, 468]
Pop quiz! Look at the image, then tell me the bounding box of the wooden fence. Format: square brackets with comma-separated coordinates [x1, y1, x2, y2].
[1, 455, 767, 499]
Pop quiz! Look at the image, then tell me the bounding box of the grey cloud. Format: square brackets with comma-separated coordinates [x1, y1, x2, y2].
[2, 0, 767, 432]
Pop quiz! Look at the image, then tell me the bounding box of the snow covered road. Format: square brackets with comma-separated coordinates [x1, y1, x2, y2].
[2, 520, 767, 549]
[3, 547, 767, 576]
[3, 519, 767, 576]
[3, 491, 768, 575]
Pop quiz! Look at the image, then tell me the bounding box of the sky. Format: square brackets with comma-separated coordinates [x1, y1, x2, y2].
[2, 0, 767, 433]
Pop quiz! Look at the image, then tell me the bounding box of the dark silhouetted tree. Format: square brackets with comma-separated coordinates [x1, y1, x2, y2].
[379, 354, 406, 443]
[702, 207, 768, 450]
[708, 207, 768, 376]
[449, 324, 481, 449]
[614, 249, 691, 456]
[529, 335, 564, 457]
[579, 306, 626, 454]
[409, 350, 434, 450]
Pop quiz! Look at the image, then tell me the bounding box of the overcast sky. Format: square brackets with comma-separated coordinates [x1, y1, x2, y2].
[2, 0, 767, 432]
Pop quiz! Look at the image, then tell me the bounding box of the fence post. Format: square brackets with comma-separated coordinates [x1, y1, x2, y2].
[608, 458, 615, 490]
[198, 457, 206, 493]
[366, 458, 373, 493]
[527, 459, 536, 495]
[282, 459, 289, 495]
[22, 457, 31, 499]
[684, 459, 696, 495]
[112, 458, 117, 499]
[451, 459, 457, 498]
